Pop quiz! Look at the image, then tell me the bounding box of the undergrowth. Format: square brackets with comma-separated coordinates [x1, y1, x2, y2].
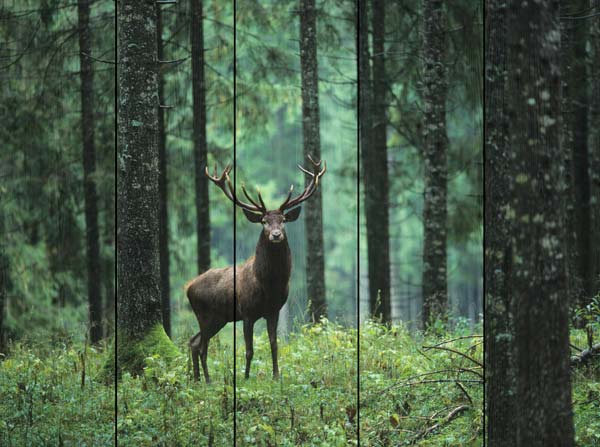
[360, 320, 483, 446]
[1, 320, 597, 446]
[570, 328, 600, 446]
[0, 339, 115, 446]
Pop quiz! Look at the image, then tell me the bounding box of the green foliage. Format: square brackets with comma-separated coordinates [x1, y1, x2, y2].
[570, 328, 600, 446]
[116, 320, 357, 445]
[1, 0, 115, 343]
[573, 294, 600, 348]
[0, 340, 115, 445]
[360, 321, 483, 446]
[235, 320, 357, 446]
[118, 354, 233, 446]
[116, 323, 182, 378]
[116, 320, 483, 446]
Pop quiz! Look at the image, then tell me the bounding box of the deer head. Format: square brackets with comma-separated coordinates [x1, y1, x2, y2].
[205, 155, 327, 244]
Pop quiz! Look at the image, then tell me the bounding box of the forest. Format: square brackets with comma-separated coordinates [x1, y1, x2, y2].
[0, 0, 598, 446]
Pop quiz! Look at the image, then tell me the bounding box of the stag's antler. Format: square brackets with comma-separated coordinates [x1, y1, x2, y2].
[204, 164, 267, 214]
[279, 154, 327, 211]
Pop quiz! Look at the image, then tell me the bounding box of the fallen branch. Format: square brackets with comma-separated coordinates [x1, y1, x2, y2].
[412, 405, 470, 443]
[571, 343, 600, 367]
[425, 335, 483, 349]
[455, 381, 473, 405]
[570, 343, 583, 352]
[363, 368, 483, 401]
[421, 345, 483, 368]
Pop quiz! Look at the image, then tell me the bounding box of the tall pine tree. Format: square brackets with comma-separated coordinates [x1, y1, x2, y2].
[507, 1, 575, 444]
[299, 0, 327, 321]
[117, 0, 179, 375]
[78, 0, 102, 343]
[421, 0, 448, 327]
[484, 1, 516, 445]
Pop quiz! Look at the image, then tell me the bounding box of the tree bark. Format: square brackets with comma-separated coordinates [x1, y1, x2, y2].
[507, 0, 575, 444]
[299, 0, 327, 321]
[157, 5, 171, 338]
[421, 0, 448, 328]
[117, 0, 179, 375]
[367, 0, 391, 324]
[191, 0, 211, 276]
[78, 0, 102, 344]
[484, 1, 517, 445]
[564, 0, 592, 306]
[0, 215, 7, 353]
[358, 0, 374, 318]
[102, 198, 115, 337]
[359, 0, 389, 322]
[589, 0, 600, 291]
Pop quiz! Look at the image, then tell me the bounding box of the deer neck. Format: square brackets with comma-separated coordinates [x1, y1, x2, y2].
[254, 231, 291, 283]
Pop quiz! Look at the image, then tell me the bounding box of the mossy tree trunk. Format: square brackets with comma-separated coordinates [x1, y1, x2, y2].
[484, 1, 517, 445]
[299, 0, 327, 321]
[421, 0, 448, 328]
[117, 0, 179, 376]
[507, 0, 575, 444]
[191, 0, 211, 276]
[78, 0, 102, 344]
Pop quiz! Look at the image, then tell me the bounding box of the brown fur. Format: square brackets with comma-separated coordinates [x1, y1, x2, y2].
[187, 210, 298, 382]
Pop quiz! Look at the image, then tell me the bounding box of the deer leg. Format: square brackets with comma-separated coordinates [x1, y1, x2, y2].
[198, 320, 226, 384]
[199, 335, 211, 384]
[243, 319, 255, 379]
[266, 315, 279, 379]
[190, 332, 202, 382]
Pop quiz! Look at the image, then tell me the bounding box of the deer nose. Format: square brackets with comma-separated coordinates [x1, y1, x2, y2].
[271, 230, 282, 238]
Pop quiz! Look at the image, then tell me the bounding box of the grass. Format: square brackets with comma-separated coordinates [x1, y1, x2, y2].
[1, 321, 598, 446]
[0, 339, 115, 446]
[570, 328, 600, 447]
[360, 320, 483, 446]
[117, 319, 483, 446]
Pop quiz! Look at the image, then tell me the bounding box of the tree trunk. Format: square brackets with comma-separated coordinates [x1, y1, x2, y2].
[103, 198, 115, 337]
[591, 0, 600, 289]
[0, 215, 7, 353]
[299, 0, 327, 321]
[191, 0, 211, 276]
[0, 258, 5, 353]
[366, 0, 391, 324]
[484, 1, 517, 445]
[359, 0, 389, 322]
[421, 0, 448, 328]
[78, 0, 102, 344]
[117, 0, 179, 376]
[157, 5, 171, 338]
[358, 0, 374, 318]
[564, 0, 592, 306]
[507, 1, 575, 444]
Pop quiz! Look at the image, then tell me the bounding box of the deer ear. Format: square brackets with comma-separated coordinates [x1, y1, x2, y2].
[284, 207, 301, 222]
[242, 208, 263, 223]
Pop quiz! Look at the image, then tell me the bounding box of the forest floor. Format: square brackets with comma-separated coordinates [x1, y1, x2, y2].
[570, 328, 600, 447]
[0, 322, 597, 446]
[0, 338, 115, 445]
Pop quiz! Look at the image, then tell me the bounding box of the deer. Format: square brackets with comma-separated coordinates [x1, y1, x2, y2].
[185, 155, 326, 383]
